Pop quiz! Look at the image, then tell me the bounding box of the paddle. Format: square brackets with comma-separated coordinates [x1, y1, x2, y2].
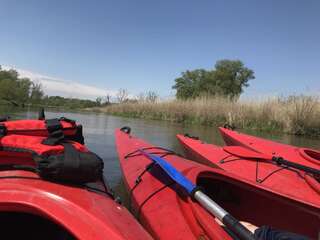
[139, 149, 256, 240]
[223, 146, 320, 176]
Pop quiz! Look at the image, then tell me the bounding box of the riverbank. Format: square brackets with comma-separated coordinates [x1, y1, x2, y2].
[94, 96, 320, 137]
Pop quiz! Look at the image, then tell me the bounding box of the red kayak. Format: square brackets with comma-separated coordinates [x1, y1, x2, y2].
[177, 132, 320, 202]
[116, 128, 319, 239]
[219, 127, 320, 194]
[0, 170, 152, 240]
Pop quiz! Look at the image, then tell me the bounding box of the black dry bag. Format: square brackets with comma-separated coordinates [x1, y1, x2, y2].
[36, 143, 104, 184]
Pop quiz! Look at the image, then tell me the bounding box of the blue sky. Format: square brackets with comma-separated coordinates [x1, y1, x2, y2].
[0, 0, 319, 98]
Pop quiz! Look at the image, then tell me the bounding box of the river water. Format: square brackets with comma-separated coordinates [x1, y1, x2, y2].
[1, 107, 319, 193]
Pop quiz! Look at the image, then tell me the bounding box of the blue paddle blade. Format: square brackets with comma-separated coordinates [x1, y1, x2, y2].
[139, 149, 196, 195]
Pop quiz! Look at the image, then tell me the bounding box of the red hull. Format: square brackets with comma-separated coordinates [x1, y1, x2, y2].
[0, 170, 151, 240]
[117, 129, 319, 239]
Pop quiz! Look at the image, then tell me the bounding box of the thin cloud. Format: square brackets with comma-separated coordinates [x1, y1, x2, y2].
[2, 65, 116, 100]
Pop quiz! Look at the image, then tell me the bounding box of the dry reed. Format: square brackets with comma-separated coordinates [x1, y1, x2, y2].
[96, 95, 320, 136]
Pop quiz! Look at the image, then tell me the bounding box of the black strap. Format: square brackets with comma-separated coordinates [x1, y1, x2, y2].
[65, 125, 85, 144]
[60, 143, 80, 177]
[0, 124, 7, 137]
[46, 118, 62, 132]
[42, 119, 65, 145]
[59, 117, 75, 124]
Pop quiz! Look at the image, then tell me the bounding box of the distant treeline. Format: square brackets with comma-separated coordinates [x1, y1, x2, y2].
[0, 66, 101, 109]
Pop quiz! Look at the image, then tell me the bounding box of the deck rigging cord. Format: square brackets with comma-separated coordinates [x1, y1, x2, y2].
[139, 149, 257, 240]
[219, 154, 304, 183]
[124, 147, 178, 217]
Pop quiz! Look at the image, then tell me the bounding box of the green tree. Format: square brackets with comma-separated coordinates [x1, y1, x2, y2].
[0, 79, 17, 101]
[30, 82, 44, 103]
[172, 60, 255, 100]
[0, 67, 37, 105]
[213, 60, 255, 99]
[16, 78, 32, 103]
[172, 69, 209, 99]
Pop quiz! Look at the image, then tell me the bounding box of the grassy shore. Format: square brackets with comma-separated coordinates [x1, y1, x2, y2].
[95, 95, 320, 137]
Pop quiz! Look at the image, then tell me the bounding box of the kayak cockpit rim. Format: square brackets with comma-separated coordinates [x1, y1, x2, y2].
[299, 148, 320, 165]
[194, 171, 319, 239]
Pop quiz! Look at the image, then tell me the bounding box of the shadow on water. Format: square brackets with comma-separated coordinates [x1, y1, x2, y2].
[1, 106, 319, 200]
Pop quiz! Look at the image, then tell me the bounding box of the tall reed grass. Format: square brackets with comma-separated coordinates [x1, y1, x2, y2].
[96, 95, 320, 136]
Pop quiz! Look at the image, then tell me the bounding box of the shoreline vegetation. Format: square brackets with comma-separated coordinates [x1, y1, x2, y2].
[94, 95, 320, 137]
[0, 66, 101, 109]
[2, 62, 319, 137]
[93, 60, 319, 138]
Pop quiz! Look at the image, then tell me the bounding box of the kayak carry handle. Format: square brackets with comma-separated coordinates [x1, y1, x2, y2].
[184, 133, 199, 140]
[120, 126, 131, 134]
[272, 157, 320, 176]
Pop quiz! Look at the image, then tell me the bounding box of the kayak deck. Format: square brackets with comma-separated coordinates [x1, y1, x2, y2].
[0, 170, 151, 240]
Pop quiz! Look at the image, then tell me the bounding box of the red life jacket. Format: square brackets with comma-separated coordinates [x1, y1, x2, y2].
[0, 134, 88, 165]
[0, 118, 84, 145]
[0, 119, 76, 136]
[0, 118, 103, 184]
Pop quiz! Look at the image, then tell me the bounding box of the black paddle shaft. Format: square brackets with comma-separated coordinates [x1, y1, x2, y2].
[272, 157, 320, 176]
[223, 214, 256, 240]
